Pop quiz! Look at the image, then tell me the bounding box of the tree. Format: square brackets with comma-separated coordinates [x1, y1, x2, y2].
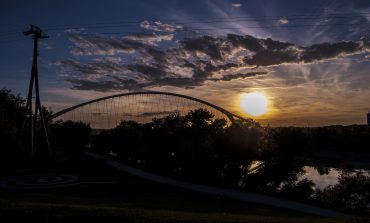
[0, 88, 26, 161]
[50, 120, 91, 156]
[91, 109, 266, 187]
[315, 172, 370, 210]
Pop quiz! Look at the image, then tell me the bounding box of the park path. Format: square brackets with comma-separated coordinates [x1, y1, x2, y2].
[85, 151, 350, 219]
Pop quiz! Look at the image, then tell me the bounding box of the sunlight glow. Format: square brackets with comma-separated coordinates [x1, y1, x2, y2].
[240, 92, 268, 116]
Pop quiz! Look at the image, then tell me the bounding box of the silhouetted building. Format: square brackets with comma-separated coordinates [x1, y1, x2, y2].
[368, 110, 370, 126]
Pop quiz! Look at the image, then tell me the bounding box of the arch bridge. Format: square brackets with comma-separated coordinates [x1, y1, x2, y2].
[51, 91, 248, 129]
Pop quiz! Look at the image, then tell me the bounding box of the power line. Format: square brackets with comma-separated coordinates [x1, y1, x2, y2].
[39, 11, 370, 28]
[1, 11, 370, 36]
[0, 38, 28, 44]
[1, 20, 369, 43]
[1, 12, 370, 42]
[0, 31, 21, 37]
[36, 14, 370, 31]
[47, 22, 370, 37]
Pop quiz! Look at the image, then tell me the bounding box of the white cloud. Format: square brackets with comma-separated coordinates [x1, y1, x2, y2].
[140, 20, 182, 32]
[93, 57, 123, 63]
[40, 42, 53, 50]
[125, 33, 174, 45]
[279, 17, 289, 25]
[64, 28, 86, 34]
[231, 3, 242, 8]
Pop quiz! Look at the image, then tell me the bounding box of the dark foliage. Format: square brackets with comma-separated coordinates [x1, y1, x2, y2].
[91, 109, 264, 187]
[278, 178, 315, 201]
[241, 160, 315, 200]
[311, 125, 370, 152]
[267, 127, 314, 157]
[0, 88, 26, 161]
[50, 120, 91, 155]
[315, 172, 370, 211]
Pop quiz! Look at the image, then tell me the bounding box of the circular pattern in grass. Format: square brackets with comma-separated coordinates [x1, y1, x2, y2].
[0, 174, 80, 189]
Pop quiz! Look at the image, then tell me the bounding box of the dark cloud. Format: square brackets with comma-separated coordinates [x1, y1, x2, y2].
[56, 59, 127, 78]
[211, 72, 268, 81]
[141, 111, 179, 117]
[301, 41, 363, 62]
[227, 34, 272, 52]
[127, 64, 165, 79]
[57, 31, 370, 92]
[68, 34, 150, 56]
[181, 36, 224, 60]
[244, 50, 299, 66]
[67, 79, 124, 92]
[239, 36, 369, 66]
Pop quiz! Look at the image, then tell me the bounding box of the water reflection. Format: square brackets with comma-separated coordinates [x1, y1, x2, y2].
[300, 167, 339, 190]
[301, 166, 370, 190]
[246, 161, 369, 191]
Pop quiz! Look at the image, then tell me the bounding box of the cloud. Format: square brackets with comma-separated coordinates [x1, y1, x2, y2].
[211, 72, 268, 81]
[231, 3, 242, 8]
[40, 42, 53, 50]
[57, 31, 370, 92]
[141, 111, 179, 117]
[67, 79, 130, 92]
[55, 58, 128, 81]
[64, 28, 86, 34]
[93, 56, 123, 63]
[237, 35, 370, 66]
[181, 35, 225, 60]
[68, 34, 159, 56]
[140, 20, 182, 32]
[125, 33, 174, 45]
[279, 17, 289, 25]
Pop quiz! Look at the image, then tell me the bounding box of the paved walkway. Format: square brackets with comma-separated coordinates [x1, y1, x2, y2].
[85, 151, 350, 219]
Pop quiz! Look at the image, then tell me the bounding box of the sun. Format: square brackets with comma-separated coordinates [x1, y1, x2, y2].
[240, 92, 268, 116]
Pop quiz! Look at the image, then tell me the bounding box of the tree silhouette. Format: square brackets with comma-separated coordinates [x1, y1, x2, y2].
[0, 88, 27, 164]
[50, 120, 91, 156]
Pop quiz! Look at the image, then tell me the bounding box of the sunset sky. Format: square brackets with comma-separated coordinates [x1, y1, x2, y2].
[1, 0, 370, 126]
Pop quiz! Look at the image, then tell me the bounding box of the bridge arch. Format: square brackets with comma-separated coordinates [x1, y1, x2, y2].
[51, 91, 247, 129]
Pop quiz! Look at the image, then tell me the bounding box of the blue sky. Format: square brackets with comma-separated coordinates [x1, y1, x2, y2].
[1, 0, 370, 126]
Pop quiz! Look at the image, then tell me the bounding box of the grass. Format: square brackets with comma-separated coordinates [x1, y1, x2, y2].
[0, 199, 355, 223]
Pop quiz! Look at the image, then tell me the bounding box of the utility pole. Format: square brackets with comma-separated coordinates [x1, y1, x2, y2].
[23, 25, 50, 157]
